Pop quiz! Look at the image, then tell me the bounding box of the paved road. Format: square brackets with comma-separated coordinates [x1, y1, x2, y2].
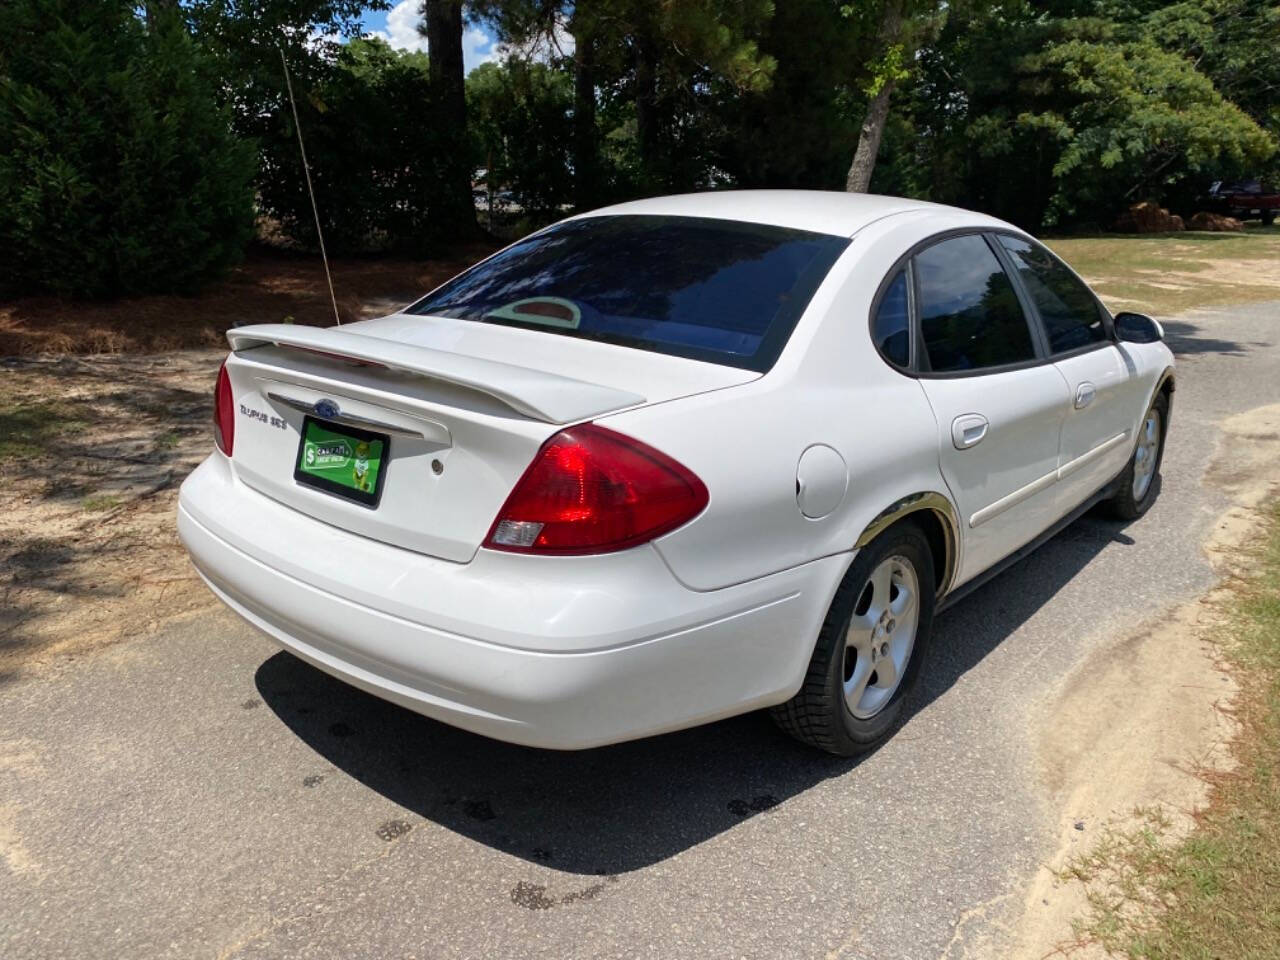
[3, 302, 1279, 960]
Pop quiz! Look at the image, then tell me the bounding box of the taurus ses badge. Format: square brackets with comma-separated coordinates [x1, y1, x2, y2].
[313, 398, 340, 420]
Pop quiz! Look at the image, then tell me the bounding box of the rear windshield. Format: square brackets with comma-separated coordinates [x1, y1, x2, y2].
[406, 215, 850, 372]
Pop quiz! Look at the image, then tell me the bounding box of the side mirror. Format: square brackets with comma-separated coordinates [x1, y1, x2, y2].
[1114, 312, 1164, 344]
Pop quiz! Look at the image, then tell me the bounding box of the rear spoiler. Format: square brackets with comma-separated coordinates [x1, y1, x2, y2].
[226, 324, 645, 425]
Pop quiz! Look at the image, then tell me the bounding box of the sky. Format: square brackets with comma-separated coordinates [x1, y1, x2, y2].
[360, 1, 501, 73]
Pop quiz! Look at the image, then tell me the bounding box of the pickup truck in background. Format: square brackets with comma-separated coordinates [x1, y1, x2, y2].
[1208, 179, 1279, 224]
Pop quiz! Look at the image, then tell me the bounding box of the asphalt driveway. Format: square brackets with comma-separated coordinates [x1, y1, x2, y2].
[3, 301, 1278, 960]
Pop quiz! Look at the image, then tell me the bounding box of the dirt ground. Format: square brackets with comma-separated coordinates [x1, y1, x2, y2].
[0, 246, 493, 356]
[1004, 403, 1280, 959]
[0, 352, 224, 680]
[0, 246, 506, 679]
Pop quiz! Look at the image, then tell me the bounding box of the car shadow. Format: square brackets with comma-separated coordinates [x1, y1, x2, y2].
[1160, 318, 1265, 357]
[255, 506, 1139, 875]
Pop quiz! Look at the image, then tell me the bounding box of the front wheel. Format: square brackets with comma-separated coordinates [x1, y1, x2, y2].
[1108, 392, 1168, 520]
[772, 523, 935, 756]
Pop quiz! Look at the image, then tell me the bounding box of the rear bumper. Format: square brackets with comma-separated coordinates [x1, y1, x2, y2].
[177, 455, 849, 748]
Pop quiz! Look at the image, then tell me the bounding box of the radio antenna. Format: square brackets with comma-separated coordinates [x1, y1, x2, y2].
[278, 45, 341, 326]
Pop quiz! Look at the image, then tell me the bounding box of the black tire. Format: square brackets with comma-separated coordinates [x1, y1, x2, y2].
[1263, 210, 1276, 226]
[1108, 391, 1169, 520]
[772, 522, 936, 756]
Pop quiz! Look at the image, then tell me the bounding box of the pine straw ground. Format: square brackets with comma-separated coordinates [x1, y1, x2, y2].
[1062, 500, 1280, 958]
[0, 245, 494, 356]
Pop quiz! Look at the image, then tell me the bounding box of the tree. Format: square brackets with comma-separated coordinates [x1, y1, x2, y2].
[475, 0, 776, 202]
[421, 0, 480, 236]
[0, 0, 256, 296]
[713, 0, 859, 190]
[876, 0, 1277, 225]
[842, 0, 950, 193]
[467, 60, 574, 217]
[256, 37, 453, 252]
[1014, 28, 1276, 223]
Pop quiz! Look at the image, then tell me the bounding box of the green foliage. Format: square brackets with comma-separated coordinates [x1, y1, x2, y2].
[477, 0, 778, 197]
[886, 0, 1278, 227]
[0, 0, 257, 297]
[6, 0, 1280, 288]
[467, 60, 574, 217]
[1016, 29, 1275, 223]
[713, 0, 859, 189]
[255, 37, 460, 253]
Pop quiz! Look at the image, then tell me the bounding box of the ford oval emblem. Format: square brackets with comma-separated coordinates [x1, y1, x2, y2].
[314, 398, 340, 420]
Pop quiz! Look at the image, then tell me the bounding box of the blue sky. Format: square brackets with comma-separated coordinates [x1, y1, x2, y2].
[359, 1, 501, 73]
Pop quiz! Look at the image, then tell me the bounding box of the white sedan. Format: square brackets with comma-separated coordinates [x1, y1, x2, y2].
[178, 191, 1173, 755]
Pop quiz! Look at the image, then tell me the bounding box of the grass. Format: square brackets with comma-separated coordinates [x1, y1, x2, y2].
[80, 494, 123, 512]
[0, 393, 88, 461]
[1047, 224, 1280, 317]
[1065, 500, 1280, 958]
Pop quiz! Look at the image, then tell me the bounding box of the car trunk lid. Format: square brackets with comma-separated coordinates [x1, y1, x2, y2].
[222, 318, 755, 562]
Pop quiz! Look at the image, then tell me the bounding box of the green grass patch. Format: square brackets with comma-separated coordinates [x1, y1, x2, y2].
[0, 395, 89, 461]
[1066, 501, 1280, 958]
[80, 494, 123, 512]
[1046, 226, 1280, 316]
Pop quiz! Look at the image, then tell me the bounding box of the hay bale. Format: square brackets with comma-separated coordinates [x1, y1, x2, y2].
[1188, 211, 1245, 232]
[1115, 201, 1186, 233]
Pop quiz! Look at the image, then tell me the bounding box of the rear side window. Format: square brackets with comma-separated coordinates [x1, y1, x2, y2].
[997, 235, 1106, 354]
[407, 215, 850, 372]
[873, 269, 911, 367]
[914, 234, 1035, 373]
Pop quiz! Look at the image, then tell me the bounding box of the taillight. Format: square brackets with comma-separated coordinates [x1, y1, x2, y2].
[213, 360, 235, 456]
[484, 424, 709, 555]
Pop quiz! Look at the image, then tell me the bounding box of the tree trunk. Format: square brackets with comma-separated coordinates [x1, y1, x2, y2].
[423, 0, 478, 236]
[845, 80, 896, 193]
[572, 30, 599, 211]
[634, 31, 659, 187]
[845, 0, 904, 194]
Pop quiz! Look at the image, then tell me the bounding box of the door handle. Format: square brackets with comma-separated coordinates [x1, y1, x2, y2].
[1075, 382, 1096, 409]
[951, 414, 989, 450]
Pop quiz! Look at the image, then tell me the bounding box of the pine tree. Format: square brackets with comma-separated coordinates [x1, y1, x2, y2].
[0, 0, 257, 297]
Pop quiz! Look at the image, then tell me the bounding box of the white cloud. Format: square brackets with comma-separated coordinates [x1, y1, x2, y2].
[370, 0, 502, 73]
[370, 0, 427, 53]
[462, 26, 502, 72]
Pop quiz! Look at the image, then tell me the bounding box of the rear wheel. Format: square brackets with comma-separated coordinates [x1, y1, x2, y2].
[1108, 392, 1168, 520]
[772, 523, 935, 755]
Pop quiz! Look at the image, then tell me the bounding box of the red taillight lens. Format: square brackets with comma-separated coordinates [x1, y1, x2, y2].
[484, 424, 709, 555]
[213, 361, 235, 456]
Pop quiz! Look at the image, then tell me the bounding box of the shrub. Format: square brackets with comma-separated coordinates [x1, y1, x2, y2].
[0, 0, 256, 297]
[257, 37, 466, 254]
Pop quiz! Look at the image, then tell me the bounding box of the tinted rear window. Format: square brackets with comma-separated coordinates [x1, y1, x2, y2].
[873, 269, 910, 367]
[406, 215, 850, 372]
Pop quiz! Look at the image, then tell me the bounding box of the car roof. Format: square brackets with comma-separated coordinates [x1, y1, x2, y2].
[575, 189, 994, 238]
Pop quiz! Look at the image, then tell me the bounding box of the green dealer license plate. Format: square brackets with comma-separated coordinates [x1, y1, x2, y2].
[294, 416, 389, 508]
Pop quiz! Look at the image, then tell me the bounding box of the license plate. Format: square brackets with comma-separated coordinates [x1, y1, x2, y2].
[294, 416, 389, 508]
